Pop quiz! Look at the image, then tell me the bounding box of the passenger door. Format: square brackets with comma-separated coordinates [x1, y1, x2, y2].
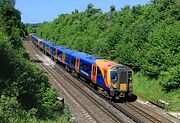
[55, 48, 58, 58]
[118, 71, 128, 91]
[75, 58, 80, 73]
[62, 52, 65, 64]
[91, 64, 97, 83]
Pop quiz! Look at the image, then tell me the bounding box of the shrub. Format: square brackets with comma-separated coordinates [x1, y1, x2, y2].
[160, 66, 180, 92]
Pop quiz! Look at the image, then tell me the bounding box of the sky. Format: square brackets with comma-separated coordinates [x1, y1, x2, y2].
[15, 0, 151, 24]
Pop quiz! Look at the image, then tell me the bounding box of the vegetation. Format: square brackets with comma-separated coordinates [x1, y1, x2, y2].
[36, 0, 180, 111]
[26, 23, 42, 33]
[0, 0, 71, 122]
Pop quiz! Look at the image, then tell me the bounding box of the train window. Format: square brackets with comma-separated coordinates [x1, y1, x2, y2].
[59, 53, 62, 58]
[104, 71, 107, 79]
[71, 58, 76, 65]
[110, 66, 118, 71]
[86, 64, 91, 72]
[65, 54, 68, 61]
[73, 59, 75, 64]
[50, 47, 53, 52]
[111, 72, 118, 83]
[97, 69, 101, 77]
[43, 44, 46, 49]
[120, 72, 127, 83]
[128, 71, 132, 81]
[80, 62, 91, 73]
[80, 62, 84, 68]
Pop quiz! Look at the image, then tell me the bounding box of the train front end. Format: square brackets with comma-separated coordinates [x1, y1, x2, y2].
[109, 65, 133, 98]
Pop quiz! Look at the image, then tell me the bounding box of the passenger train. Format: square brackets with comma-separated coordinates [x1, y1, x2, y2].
[32, 35, 133, 98]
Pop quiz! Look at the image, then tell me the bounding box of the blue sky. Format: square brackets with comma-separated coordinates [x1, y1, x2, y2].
[15, 0, 150, 24]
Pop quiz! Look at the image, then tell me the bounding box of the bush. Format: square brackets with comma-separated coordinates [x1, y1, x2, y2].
[37, 88, 61, 119]
[141, 46, 172, 78]
[0, 1, 64, 122]
[0, 95, 33, 123]
[160, 66, 180, 92]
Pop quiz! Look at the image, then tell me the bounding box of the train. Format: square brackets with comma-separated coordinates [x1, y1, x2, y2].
[31, 35, 133, 99]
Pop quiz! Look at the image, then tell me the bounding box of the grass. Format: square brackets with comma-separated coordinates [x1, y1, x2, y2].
[133, 72, 180, 111]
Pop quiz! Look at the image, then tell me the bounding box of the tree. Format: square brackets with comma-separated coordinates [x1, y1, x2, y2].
[0, 3, 27, 48]
[110, 5, 116, 12]
[160, 66, 180, 92]
[0, 0, 16, 6]
[85, 3, 102, 17]
[72, 9, 79, 14]
[0, 1, 61, 121]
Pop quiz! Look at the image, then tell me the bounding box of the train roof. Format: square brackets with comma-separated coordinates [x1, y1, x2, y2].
[71, 52, 104, 64]
[43, 40, 55, 46]
[54, 43, 104, 63]
[54, 45, 65, 49]
[32, 35, 39, 40]
[63, 47, 79, 54]
[55, 45, 79, 54]
[54, 44, 104, 64]
[32, 35, 104, 64]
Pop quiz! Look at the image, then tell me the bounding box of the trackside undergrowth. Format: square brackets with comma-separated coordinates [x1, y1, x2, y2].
[133, 72, 180, 111]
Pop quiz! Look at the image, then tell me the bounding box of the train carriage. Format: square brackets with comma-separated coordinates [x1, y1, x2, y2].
[70, 52, 98, 80]
[43, 40, 55, 55]
[50, 45, 64, 62]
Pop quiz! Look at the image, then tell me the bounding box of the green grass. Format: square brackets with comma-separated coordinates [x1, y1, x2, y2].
[133, 72, 180, 111]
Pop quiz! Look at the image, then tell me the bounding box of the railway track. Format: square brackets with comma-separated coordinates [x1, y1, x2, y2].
[25, 37, 177, 123]
[75, 74, 175, 123]
[115, 102, 174, 123]
[25, 38, 133, 123]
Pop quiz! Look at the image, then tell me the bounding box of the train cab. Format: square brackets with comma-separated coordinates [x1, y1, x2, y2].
[96, 59, 132, 97]
[109, 65, 132, 97]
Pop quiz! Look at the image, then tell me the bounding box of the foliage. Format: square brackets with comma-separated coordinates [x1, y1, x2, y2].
[0, 1, 65, 122]
[36, 1, 180, 93]
[25, 23, 42, 34]
[133, 72, 180, 111]
[0, 0, 15, 7]
[160, 66, 180, 92]
[0, 95, 35, 123]
[0, 3, 28, 48]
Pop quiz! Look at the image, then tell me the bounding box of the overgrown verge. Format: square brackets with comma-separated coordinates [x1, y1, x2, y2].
[0, 1, 71, 122]
[133, 72, 180, 111]
[36, 0, 180, 111]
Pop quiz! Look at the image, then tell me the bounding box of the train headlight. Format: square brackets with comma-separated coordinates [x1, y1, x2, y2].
[111, 83, 117, 88]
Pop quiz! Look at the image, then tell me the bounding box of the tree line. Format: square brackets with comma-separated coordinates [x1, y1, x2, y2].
[0, 1, 65, 122]
[36, 0, 180, 92]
